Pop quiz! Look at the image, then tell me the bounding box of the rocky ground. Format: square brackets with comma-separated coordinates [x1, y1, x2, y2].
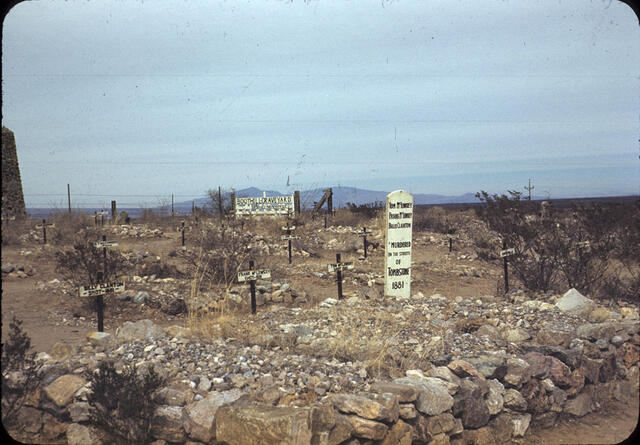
[1, 215, 639, 444]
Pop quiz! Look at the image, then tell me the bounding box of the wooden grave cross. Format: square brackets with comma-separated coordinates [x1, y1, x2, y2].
[499, 243, 516, 294]
[327, 253, 354, 300]
[237, 260, 271, 314]
[94, 211, 108, 227]
[280, 223, 300, 264]
[35, 219, 56, 244]
[356, 227, 373, 259]
[177, 221, 192, 247]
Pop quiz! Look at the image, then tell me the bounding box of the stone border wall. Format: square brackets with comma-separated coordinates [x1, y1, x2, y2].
[8, 320, 639, 445]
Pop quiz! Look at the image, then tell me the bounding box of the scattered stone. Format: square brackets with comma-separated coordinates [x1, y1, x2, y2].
[43, 375, 86, 408]
[555, 288, 596, 317]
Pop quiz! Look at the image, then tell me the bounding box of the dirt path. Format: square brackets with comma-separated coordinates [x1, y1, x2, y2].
[524, 398, 639, 444]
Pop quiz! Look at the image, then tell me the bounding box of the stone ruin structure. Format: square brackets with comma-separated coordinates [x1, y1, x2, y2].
[2, 126, 26, 219]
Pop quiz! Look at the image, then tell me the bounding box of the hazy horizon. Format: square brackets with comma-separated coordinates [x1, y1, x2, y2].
[3, 0, 638, 209]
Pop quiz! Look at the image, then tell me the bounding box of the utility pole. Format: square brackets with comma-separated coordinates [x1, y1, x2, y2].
[525, 178, 534, 201]
[67, 184, 71, 213]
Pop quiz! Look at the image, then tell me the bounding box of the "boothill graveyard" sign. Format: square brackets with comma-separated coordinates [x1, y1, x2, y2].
[235, 194, 295, 216]
[384, 190, 413, 297]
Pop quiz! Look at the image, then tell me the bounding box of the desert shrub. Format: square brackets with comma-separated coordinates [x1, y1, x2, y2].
[186, 218, 258, 290]
[543, 204, 618, 294]
[345, 201, 384, 219]
[413, 206, 456, 234]
[475, 190, 561, 292]
[206, 187, 235, 216]
[85, 361, 165, 444]
[55, 230, 129, 286]
[1, 317, 39, 429]
[48, 210, 93, 245]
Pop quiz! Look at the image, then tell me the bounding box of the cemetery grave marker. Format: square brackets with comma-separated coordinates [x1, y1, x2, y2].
[177, 221, 191, 247]
[237, 260, 271, 314]
[356, 227, 373, 259]
[280, 222, 299, 264]
[500, 242, 516, 294]
[95, 211, 108, 227]
[384, 190, 413, 297]
[35, 219, 55, 244]
[328, 253, 353, 299]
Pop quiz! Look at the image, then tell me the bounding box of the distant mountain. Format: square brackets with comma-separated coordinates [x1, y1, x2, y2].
[178, 186, 483, 211]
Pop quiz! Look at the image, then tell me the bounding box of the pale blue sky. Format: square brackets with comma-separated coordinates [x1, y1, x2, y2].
[2, 0, 638, 208]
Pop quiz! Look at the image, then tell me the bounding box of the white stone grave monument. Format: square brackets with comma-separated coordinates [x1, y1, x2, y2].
[384, 190, 413, 297]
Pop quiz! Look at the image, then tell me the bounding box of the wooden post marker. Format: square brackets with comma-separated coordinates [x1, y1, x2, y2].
[357, 227, 373, 259]
[79, 273, 124, 332]
[111, 200, 117, 224]
[237, 261, 271, 314]
[35, 219, 55, 244]
[500, 242, 516, 294]
[384, 190, 413, 297]
[280, 223, 299, 264]
[178, 221, 190, 247]
[328, 253, 353, 300]
[94, 211, 107, 227]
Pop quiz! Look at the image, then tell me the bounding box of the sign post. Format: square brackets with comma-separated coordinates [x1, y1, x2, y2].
[328, 253, 354, 300]
[500, 242, 516, 294]
[384, 190, 413, 297]
[280, 223, 299, 264]
[237, 261, 271, 314]
[35, 219, 55, 244]
[79, 275, 125, 332]
[357, 227, 373, 259]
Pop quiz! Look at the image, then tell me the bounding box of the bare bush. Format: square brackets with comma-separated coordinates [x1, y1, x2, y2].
[186, 218, 259, 290]
[48, 210, 93, 245]
[55, 230, 129, 286]
[85, 361, 165, 444]
[413, 206, 456, 234]
[475, 190, 561, 292]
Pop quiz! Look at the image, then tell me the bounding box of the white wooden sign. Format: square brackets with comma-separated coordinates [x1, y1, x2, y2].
[328, 262, 354, 272]
[79, 282, 125, 297]
[235, 194, 294, 216]
[384, 190, 413, 297]
[281, 235, 300, 241]
[577, 241, 591, 248]
[237, 269, 271, 282]
[94, 241, 118, 248]
[500, 248, 516, 258]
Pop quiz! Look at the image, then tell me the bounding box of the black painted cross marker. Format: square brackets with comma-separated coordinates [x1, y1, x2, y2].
[328, 253, 354, 300]
[357, 227, 373, 259]
[280, 223, 299, 264]
[35, 219, 55, 244]
[500, 242, 516, 294]
[177, 221, 191, 247]
[237, 261, 271, 314]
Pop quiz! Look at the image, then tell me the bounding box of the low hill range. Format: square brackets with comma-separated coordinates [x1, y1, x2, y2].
[188, 186, 482, 210]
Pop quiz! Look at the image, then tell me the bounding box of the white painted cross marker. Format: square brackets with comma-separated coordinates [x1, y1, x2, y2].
[499, 248, 516, 258]
[384, 190, 413, 297]
[79, 282, 125, 297]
